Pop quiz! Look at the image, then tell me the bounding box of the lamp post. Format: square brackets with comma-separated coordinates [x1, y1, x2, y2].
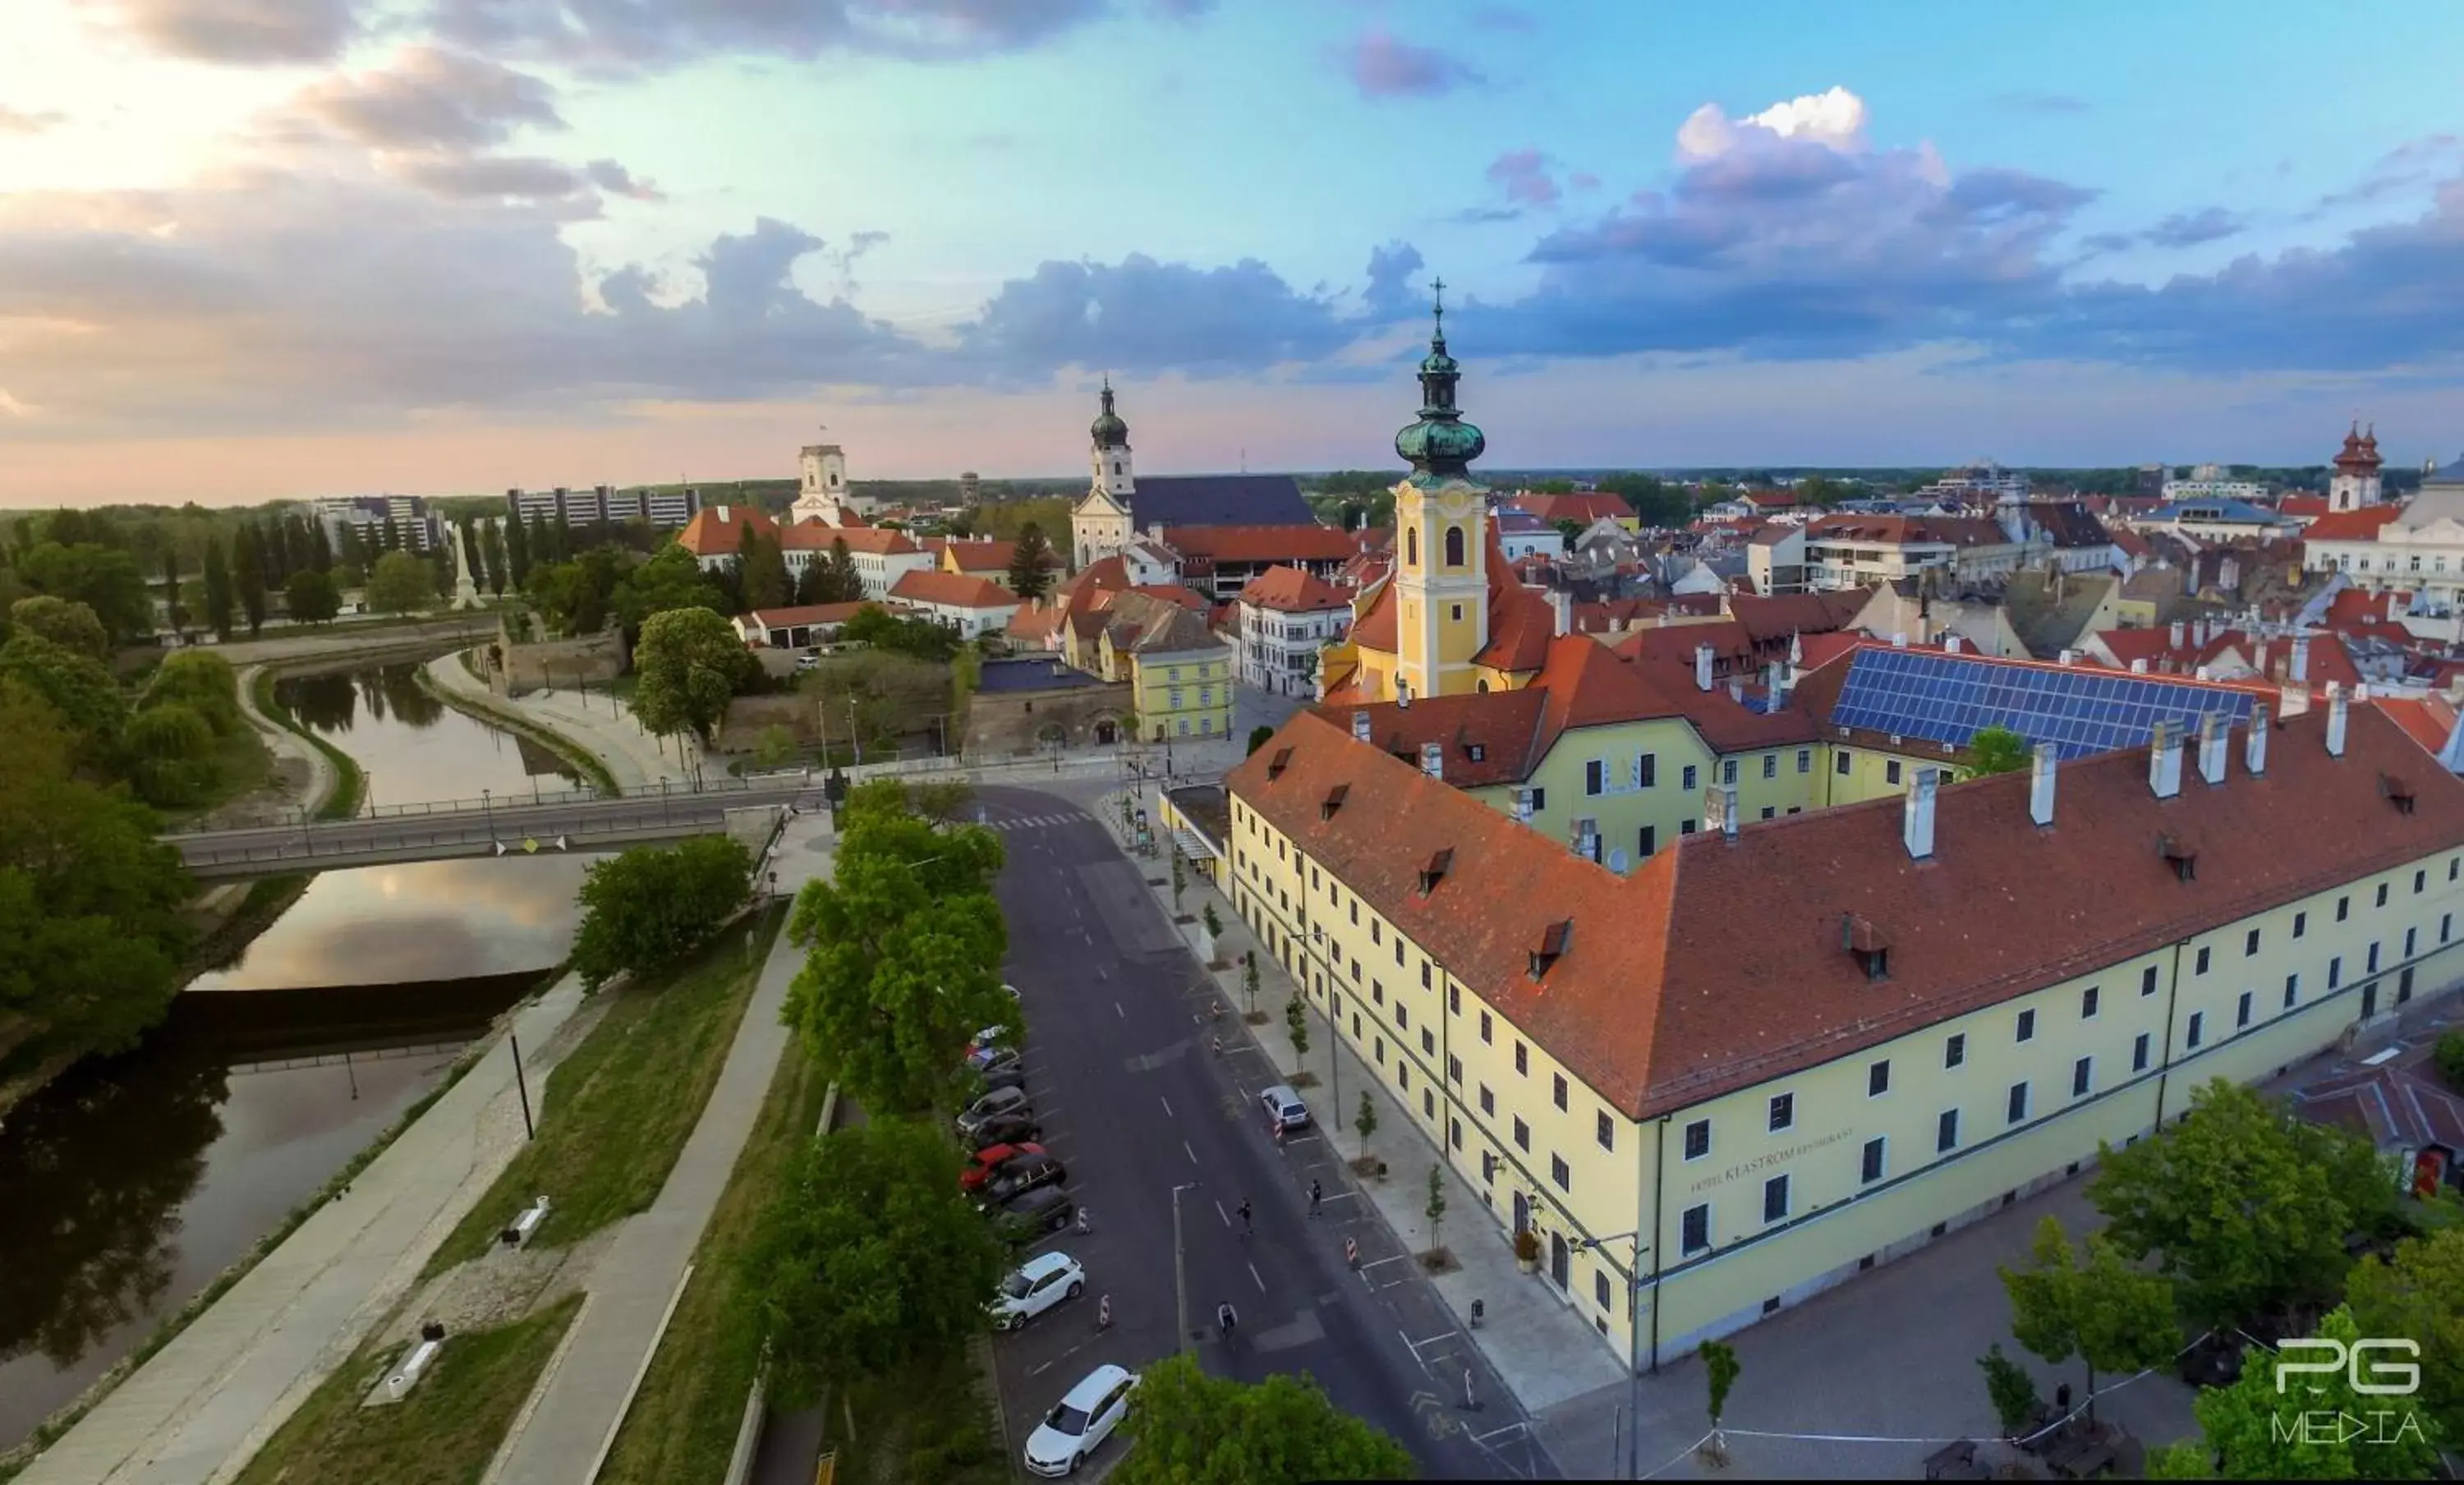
[1308, 925, 1341, 1120]
[1574, 1229, 1651, 1479]
[1172, 1181, 1200, 1354]
[481, 787, 494, 843]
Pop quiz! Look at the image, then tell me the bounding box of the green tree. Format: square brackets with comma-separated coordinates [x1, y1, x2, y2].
[231, 523, 268, 636]
[1247, 724, 1274, 755]
[632, 606, 760, 744]
[2145, 1307, 2440, 1480]
[0, 632, 126, 761]
[121, 701, 220, 806]
[523, 546, 626, 637]
[10, 596, 110, 661]
[568, 837, 755, 992]
[1008, 522, 1055, 600]
[752, 724, 796, 770]
[1171, 848, 1186, 908]
[505, 508, 532, 586]
[1977, 1344, 2043, 1435]
[2092, 1078, 2404, 1329]
[18, 541, 154, 641]
[1286, 991, 1308, 1061]
[159, 545, 182, 633]
[2435, 1030, 2464, 1094]
[1702, 1338, 1741, 1445]
[611, 544, 726, 637]
[1111, 1352, 1417, 1483]
[729, 1119, 1008, 1413]
[1243, 950, 1260, 1017]
[737, 522, 792, 613]
[201, 535, 234, 641]
[480, 519, 508, 597]
[366, 549, 434, 614]
[145, 650, 243, 737]
[1969, 724, 2030, 775]
[820, 537, 862, 603]
[791, 555, 829, 605]
[1202, 902, 1222, 941]
[843, 603, 957, 661]
[2347, 1227, 2464, 1445]
[2001, 1216, 2181, 1420]
[1424, 1163, 1446, 1256]
[284, 568, 341, 626]
[1354, 1090, 1377, 1167]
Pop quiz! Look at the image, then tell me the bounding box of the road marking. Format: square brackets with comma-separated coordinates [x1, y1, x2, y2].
[1184, 1140, 1198, 1164]
[1400, 1328, 1434, 1379]
[1115, 1001, 1124, 1018]
[1214, 1200, 1230, 1227]
[1357, 1255, 1410, 1271]
[1096, 967, 1108, 982]
[1248, 1261, 1266, 1293]
[1159, 1095, 1174, 1119]
[1312, 1190, 1359, 1203]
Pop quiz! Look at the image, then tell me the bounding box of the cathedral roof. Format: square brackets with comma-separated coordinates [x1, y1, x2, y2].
[1091, 379, 1129, 449]
[1124, 475, 1314, 529]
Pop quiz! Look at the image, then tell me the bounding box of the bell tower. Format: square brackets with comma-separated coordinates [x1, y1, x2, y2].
[2328, 420, 2384, 513]
[1072, 378, 1135, 568]
[1390, 280, 1490, 701]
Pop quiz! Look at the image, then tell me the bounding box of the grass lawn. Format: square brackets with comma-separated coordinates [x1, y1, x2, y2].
[830, 1348, 1008, 1485]
[423, 907, 782, 1276]
[232, 1294, 582, 1485]
[597, 1036, 834, 1484]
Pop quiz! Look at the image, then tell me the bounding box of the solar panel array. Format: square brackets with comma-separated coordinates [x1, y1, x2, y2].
[1831, 648, 2255, 762]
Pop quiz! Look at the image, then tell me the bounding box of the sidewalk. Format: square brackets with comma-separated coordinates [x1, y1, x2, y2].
[17, 982, 594, 1485]
[1092, 784, 1624, 1419]
[485, 813, 836, 1485]
[235, 661, 338, 814]
[423, 655, 695, 793]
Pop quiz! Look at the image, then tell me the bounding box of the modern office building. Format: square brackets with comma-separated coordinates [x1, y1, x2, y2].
[310, 495, 442, 553]
[502, 484, 705, 531]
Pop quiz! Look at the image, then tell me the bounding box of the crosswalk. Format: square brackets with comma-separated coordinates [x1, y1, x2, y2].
[981, 811, 1084, 832]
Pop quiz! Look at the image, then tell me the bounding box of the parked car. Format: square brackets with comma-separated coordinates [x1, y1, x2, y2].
[989, 1252, 1086, 1331]
[1003, 982, 1023, 1000]
[794, 651, 821, 671]
[958, 1086, 1032, 1141]
[967, 1023, 1009, 1055]
[979, 1153, 1067, 1206]
[968, 1043, 1020, 1075]
[962, 1140, 1046, 1192]
[978, 1064, 1028, 1097]
[969, 1108, 1042, 1147]
[993, 1185, 1077, 1244]
[1260, 1083, 1311, 1133]
[1023, 1363, 1139, 1477]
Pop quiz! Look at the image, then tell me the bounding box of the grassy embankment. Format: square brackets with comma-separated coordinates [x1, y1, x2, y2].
[421, 907, 782, 1276]
[413, 664, 622, 798]
[228, 1294, 583, 1485]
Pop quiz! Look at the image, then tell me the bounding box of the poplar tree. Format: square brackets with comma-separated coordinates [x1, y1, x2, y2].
[231, 522, 268, 635]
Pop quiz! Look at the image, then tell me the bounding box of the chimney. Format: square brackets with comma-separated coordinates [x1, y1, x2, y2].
[2130, 658, 2149, 674]
[1550, 589, 1572, 637]
[1789, 630, 1804, 666]
[2197, 711, 2227, 785]
[1943, 632, 1964, 655]
[1351, 710, 1372, 743]
[2058, 648, 2079, 666]
[2291, 635, 2310, 683]
[1397, 680, 1412, 710]
[2170, 619, 2186, 648]
[2148, 720, 2184, 798]
[1514, 788, 1534, 822]
[1902, 767, 1938, 860]
[2245, 702, 2270, 775]
[1419, 742, 1444, 781]
[1892, 632, 1909, 648]
[1709, 781, 1740, 840]
[2327, 683, 2349, 757]
[2030, 742, 2057, 826]
[1727, 676, 1745, 703]
[1694, 644, 1714, 692]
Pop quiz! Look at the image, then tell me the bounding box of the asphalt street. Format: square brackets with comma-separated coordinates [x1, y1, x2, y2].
[968, 785, 1556, 1481]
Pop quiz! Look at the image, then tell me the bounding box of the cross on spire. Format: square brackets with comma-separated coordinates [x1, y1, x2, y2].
[1432, 276, 1446, 331]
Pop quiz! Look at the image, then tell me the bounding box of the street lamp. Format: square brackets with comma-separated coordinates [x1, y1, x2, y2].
[1171, 1182, 1200, 1354]
[481, 787, 494, 842]
[1572, 1228, 1652, 1480]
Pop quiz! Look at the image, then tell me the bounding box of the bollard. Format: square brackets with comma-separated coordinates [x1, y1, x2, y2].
[1097, 1294, 1112, 1330]
[1463, 1368, 1481, 1412]
[1470, 1298, 1485, 1329]
[1345, 1236, 1358, 1268]
[1273, 1122, 1285, 1147]
[1076, 1207, 1092, 1235]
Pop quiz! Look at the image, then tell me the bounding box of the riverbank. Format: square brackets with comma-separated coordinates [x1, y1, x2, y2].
[416, 655, 625, 797]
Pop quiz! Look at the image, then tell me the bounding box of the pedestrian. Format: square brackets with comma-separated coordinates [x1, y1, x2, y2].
[1216, 1300, 1238, 1340]
[1308, 1179, 1322, 1218]
[1238, 1198, 1253, 1238]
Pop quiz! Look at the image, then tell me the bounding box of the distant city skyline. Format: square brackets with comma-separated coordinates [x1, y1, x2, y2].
[2, 0, 2460, 507]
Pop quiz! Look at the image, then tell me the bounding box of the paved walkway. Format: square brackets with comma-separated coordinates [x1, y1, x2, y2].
[233, 661, 337, 816]
[16, 982, 594, 1485]
[423, 654, 695, 793]
[486, 814, 836, 1485]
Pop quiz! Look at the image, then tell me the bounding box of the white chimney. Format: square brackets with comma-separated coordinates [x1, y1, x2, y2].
[2058, 648, 2079, 666]
[2245, 702, 2269, 776]
[1514, 788, 1533, 822]
[1789, 630, 1804, 666]
[2291, 635, 2310, 683]
[1943, 632, 1964, 655]
[1694, 644, 1714, 692]
[1892, 632, 1909, 648]
[2197, 711, 2227, 785]
[1727, 677, 1745, 703]
[1903, 767, 1939, 860]
[1550, 589, 1572, 637]
[1396, 681, 1412, 710]
[2030, 742, 2057, 826]
[2130, 658, 2149, 674]
[1713, 781, 1740, 839]
[1765, 660, 1786, 704]
[2194, 665, 2213, 683]
[2170, 620, 2186, 648]
[1351, 710, 1372, 743]
[2149, 720, 2183, 798]
[1420, 742, 1444, 780]
[2327, 682, 2349, 757]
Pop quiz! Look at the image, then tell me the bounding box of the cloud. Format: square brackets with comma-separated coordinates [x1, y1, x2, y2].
[1469, 5, 1536, 30]
[427, 0, 1106, 73]
[1485, 148, 1559, 208]
[2315, 133, 2462, 210]
[2141, 206, 2245, 248]
[1993, 90, 2088, 115]
[296, 47, 565, 151]
[1675, 85, 1868, 162]
[585, 159, 664, 201]
[957, 254, 1358, 378]
[1151, 0, 1215, 17]
[1339, 29, 1483, 99]
[393, 154, 598, 200]
[1362, 241, 1423, 318]
[0, 108, 67, 136]
[83, 0, 365, 64]
[1570, 172, 1601, 193]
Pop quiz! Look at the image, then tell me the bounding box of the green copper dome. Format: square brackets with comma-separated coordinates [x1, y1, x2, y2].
[1090, 379, 1129, 449]
[1393, 281, 1485, 480]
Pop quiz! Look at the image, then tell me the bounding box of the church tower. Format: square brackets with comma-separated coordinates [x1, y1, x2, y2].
[793, 439, 850, 526]
[1390, 281, 1490, 701]
[2328, 421, 2384, 513]
[1071, 379, 1136, 568]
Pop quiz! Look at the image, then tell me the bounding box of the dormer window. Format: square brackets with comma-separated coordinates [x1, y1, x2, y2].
[1418, 848, 1454, 895]
[1465, 743, 1486, 762]
[2160, 834, 2199, 882]
[1529, 920, 1572, 980]
[1842, 913, 1891, 981]
[1266, 747, 1294, 781]
[1321, 784, 1349, 821]
[2383, 774, 2418, 816]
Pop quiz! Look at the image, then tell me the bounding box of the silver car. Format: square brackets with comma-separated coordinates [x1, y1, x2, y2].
[1260, 1083, 1310, 1133]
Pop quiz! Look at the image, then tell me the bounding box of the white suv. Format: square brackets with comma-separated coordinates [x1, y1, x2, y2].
[1023, 1363, 1138, 1477]
[990, 1252, 1086, 1331]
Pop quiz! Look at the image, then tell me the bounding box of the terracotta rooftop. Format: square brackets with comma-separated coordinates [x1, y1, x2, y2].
[1238, 565, 1351, 612]
[1308, 690, 1551, 788]
[2376, 694, 2459, 758]
[888, 568, 1018, 609]
[676, 504, 778, 556]
[1519, 491, 1634, 527]
[1232, 702, 2464, 1119]
[1726, 590, 1869, 646]
[742, 602, 867, 628]
[1806, 514, 2013, 548]
[1160, 524, 1357, 565]
[2304, 507, 2403, 542]
[782, 522, 919, 555]
[1132, 583, 1213, 614]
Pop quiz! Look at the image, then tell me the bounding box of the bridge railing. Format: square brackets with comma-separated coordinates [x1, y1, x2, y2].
[173, 802, 789, 871]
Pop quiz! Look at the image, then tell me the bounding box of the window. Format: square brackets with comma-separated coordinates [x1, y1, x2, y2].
[1512, 1116, 1530, 1152]
[2376, 882, 2389, 908]
[1768, 1093, 1795, 1132]
[1445, 526, 1465, 567]
[1639, 753, 1657, 788]
[2369, 942, 2382, 973]
[2284, 973, 2300, 1009]
[1937, 1109, 1961, 1152]
[1639, 825, 1657, 857]
[1763, 1174, 1791, 1224]
[2194, 946, 2211, 975]
[2016, 1009, 2036, 1043]
[1596, 1271, 1613, 1309]
[1515, 1041, 1529, 1076]
[1551, 1155, 1570, 1191]
[2072, 1057, 2093, 1097]
[2133, 1032, 2151, 1072]
[1722, 758, 1739, 785]
[2186, 1011, 2205, 1049]
[1945, 1033, 1966, 1069]
[2245, 928, 2260, 957]
[1450, 1116, 1463, 1150]
[1479, 1010, 1493, 1043]
[1553, 1074, 1569, 1111]
[1885, 759, 1903, 785]
[1421, 1028, 1434, 1055]
[1584, 759, 1605, 796]
[1836, 752, 1852, 776]
[1681, 1204, 1710, 1255]
[2080, 986, 2099, 1019]
[1479, 1085, 1495, 1115]
[1760, 807, 1776, 821]
[1869, 1060, 1891, 1097]
[1861, 1137, 1886, 1184]
[1683, 1119, 1710, 1161]
[1798, 748, 1812, 774]
[2294, 911, 2307, 940]
[1530, 787, 1547, 811]
[1682, 765, 1699, 792]
[1681, 818, 1697, 835]
[2140, 965, 2159, 995]
[1447, 1054, 1462, 1083]
[2338, 895, 2351, 922]
[2007, 1082, 2030, 1124]
[2236, 991, 2253, 1029]
[1762, 754, 1777, 780]
[2406, 927, 2417, 958]
[2330, 956, 2343, 989]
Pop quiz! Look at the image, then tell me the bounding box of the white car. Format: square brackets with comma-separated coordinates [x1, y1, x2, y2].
[990, 1251, 1086, 1331]
[1023, 1363, 1139, 1477]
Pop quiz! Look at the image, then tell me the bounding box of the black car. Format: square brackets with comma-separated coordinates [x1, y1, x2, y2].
[979, 1153, 1067, 1206]
[994, 1185, 1077, 1244]
[970, 1109, 1042, 1147]
[978, 1064, 1028, 1097]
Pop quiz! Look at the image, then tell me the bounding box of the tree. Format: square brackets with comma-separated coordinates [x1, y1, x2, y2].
[10, 596, 110, 661]
[505, 507, 532, 587]
[284, 568, 341, 626]
[2436, 1029, 2464, 1094]
[145, 651, 243, 737]
[199, 535, 234, 641]
[159, 545, 181, 633]
[821, 537, 862, 604]
[1110, 1353, 1417, 1483]
[1286, 992, 1308, 1061]
[1424, 1164, 1446, 1257]
[611, 544, 726, 637]
[0, 632, 126, 759]
[1977, 1344, 2044, 1436]
[231, 523, 268, 636]
[2347, 1227, 2464, 1445]
[1009, 522, 1055, 600]
[1701, 1339, 1741, 1456]
[1248, 724, 1274, 755]
[567, 837, 754, 991]
[17, 541, 153, 641]
[1202, 902, 1222, 941]
[792, 556, 829, 605]
[1354, 1091, 1377, 1167]
[366, 549, 434, 615]
[1969, 724, 2030, 775]
[2145, 1306, 2441, 1480]
[1171, 848, 1186, 908]
[729, 1119, 1007, 1412]
[2092, 1078, 2404, 1329]
[1243, 950, 1260, 1017]
[2001, 1216, 2180, 1421]
[524, 546, 626, 637]
[843, 603, 956, 661]
[752, 724, 796, 770]
[121, 702, 220, 806]
[632, 606, 760, 745]
[737, 522, 791, 613]
[480, 519, 509, 597]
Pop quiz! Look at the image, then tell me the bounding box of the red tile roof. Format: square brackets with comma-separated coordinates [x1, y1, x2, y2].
[1805, 514, 2014, 548]
[2278, 496, 2331, 519]
[888, 569, 1018, 609]
[1132, 583, 1213, 614]
[1238, 565, 1351, 612]
[676, 504, 778, 556]
[2374, 695, 2457, 757]
[743, 602, 867, 629]
[782, 522, 919, 555]
[2303, 507, 2402, 542]
[1309, 690, 1551, 788]
[1161, 524, 1356, 564]
[1726, 590, 1868, 645]
[1519, 491, 1634, 527]
[1233, 701, 2464, 1119]
[942, 539, 1019, 571]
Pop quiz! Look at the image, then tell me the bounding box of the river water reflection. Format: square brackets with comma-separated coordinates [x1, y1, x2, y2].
[0, 662, 604, 1449]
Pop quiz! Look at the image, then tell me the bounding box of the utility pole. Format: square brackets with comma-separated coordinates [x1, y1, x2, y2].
[1172, 1182, 1198, 1354]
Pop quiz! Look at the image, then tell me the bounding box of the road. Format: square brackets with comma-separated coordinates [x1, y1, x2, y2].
[964, 785, 1552, 1481]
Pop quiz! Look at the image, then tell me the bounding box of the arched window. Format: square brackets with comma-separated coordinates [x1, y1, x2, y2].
[1406, 528, 1419, 566]
[1477, 679, 1490, 693]
[1445, 526, 1466, 568]
[1114, 461, 1123, 476]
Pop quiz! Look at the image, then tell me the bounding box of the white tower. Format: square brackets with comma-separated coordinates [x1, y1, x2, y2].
[2328, 421, 2384, 513]
[1071, 379, 1135, 568]
[793, 440, 850, 525]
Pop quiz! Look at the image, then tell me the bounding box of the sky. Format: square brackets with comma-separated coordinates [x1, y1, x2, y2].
[2, 0, 2461, 508]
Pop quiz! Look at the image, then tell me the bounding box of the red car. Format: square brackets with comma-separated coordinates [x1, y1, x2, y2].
[961, 1141, 1047, 1191]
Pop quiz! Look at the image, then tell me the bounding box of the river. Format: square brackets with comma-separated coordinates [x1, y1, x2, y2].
[0, 661, 605, 1451]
